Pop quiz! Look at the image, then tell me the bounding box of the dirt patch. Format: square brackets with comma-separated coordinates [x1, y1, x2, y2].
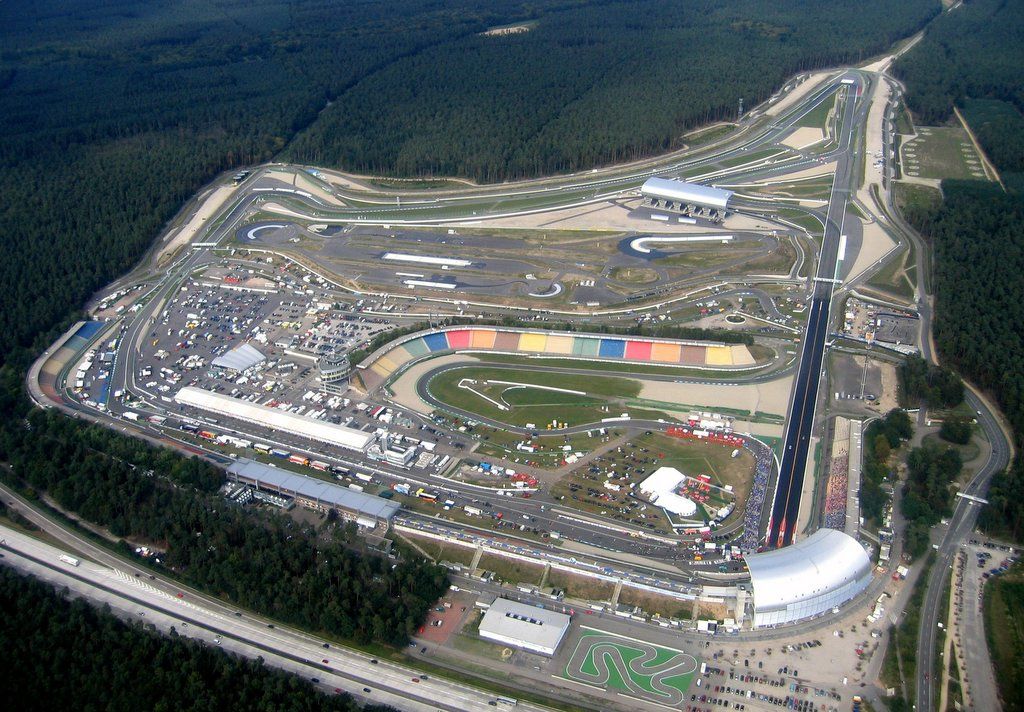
[617, 587, 694, 620]
[159, 184, 236, 263]
[782, 127, 825, 149]
[637, 376, 793, 417]
[547, 569, 616, 602]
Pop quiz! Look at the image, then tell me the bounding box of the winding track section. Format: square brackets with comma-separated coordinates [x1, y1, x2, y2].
[564, 632, 698, 706]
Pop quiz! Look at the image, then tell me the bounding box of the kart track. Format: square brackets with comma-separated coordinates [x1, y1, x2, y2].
[563, 629, 699, 706]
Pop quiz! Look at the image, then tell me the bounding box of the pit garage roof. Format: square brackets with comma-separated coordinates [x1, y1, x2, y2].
[641, 178, 733, 210]
[228, 459, 399, 521]
[478, 599, 570, 655]
[175, 386, 375, 452]
[745, 529, 872, 627]
[211, 343, 265, 372]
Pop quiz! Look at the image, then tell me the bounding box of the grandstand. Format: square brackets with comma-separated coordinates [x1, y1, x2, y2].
[356, 326, 758, 391]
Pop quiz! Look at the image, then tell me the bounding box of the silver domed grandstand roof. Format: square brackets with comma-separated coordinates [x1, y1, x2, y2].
[640, 178, 733, 210]
[745, 528, 872, 628]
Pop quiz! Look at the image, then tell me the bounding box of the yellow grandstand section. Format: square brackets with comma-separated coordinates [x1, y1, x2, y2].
[518, 332, 548, 352]
[705, 345, 734, 366]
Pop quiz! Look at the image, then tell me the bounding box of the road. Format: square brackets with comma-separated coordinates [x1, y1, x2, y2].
[915, 389, 1011, 712]
[766, 75, 863, 548]
[0, 503, 553, 712]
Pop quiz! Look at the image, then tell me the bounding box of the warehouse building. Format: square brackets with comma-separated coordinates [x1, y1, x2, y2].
[175, 386, 374, 452]
[211, 343, 266, 372]
[227, 459, 399, 529]
[744, 528, 872, 627]
[478, 599, 571, 656]
[640, 178, 733, 223]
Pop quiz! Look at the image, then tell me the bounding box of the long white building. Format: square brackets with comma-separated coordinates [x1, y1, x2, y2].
[640, 178, 733, 222]
[175, 386, 374, 452]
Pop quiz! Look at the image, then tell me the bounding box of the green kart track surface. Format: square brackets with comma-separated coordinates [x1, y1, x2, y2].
[563, 629, 699, 706]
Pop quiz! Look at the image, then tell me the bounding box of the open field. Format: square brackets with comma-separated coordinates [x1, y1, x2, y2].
[552, 431, 754, 532]
[901, 127, 988, 181]
[796, 93, 837, 129]
[866, 245, 915, 301]
[476, 554, 546, 586]
[547, 569, 616, 602]
[427, 366, 673, 428]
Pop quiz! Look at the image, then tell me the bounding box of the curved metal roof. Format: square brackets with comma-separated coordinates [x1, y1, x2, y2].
[745, 529, 871, 611]
[641, 178, 733, 210]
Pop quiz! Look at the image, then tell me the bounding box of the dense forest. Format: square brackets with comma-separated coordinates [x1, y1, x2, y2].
[285, 0, 940, 180]
[0, 0, 940, 364]
[860, 409, 913, 530]
[0, 567, 394, 712]
[0, 367, 448, 646]
[894, 0, 1024, 543]
[906, 181, 1024, 542]
[898, 355, 963, 409]
[892, 0, 1024, 189]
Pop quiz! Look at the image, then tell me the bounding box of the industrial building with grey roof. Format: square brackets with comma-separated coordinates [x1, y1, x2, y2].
[227, 459, 399, 529]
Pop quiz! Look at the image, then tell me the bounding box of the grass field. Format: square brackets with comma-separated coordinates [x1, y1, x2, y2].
[552, 431, 753, 532]
[428, 366, 675, 428]
[894, 181, 942, 218]
[901, 127, 988, 181]
[796, 93, 837, 129]
[866, 246, 915, 301]
[608, 266, 659, 284]
[984, 562, 1024, 712]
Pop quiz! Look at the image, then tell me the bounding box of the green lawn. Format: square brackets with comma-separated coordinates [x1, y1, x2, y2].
[796, 92, 837, 129]
[427, 365, 674, 428]
[866, 246, 915, 301]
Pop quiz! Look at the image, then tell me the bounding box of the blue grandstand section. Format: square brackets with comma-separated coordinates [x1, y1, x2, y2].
[598, 339, 626, 358]
[423, 332, 450, 352]
[66, 321, 106, 352]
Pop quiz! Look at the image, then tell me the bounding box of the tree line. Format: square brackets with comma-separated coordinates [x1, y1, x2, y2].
[0, 369, 448, 647]
[892, 0, 1024, 189]
[894, 0, 1024, 545]
[0, 566, 396, 712]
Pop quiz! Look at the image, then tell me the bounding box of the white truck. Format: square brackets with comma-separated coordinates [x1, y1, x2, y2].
[59, 554, 80, 567]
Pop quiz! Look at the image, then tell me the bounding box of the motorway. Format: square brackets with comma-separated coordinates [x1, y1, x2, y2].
[0, 490, 555, 712]
[913, 389, 1013, 710]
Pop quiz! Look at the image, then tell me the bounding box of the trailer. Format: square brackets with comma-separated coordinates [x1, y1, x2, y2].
[59, 554, 81, 567]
